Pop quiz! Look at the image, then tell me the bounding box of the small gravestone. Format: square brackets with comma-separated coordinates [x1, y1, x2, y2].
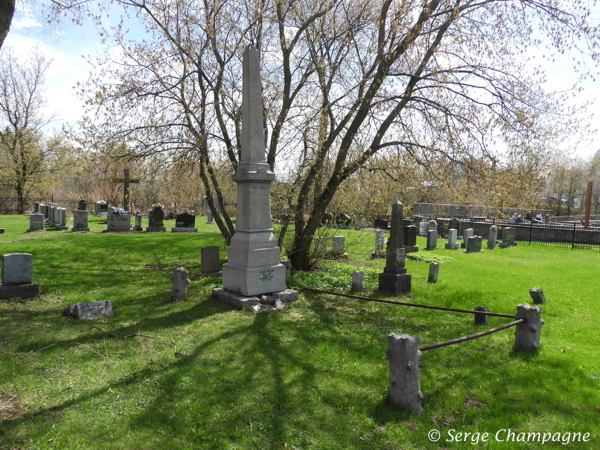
[425, 229, 437, 250]
[427, 262, 439, 283]
[34, 202, 39, 212]
[529, 287, 546, 304]
[499, 227, 517, 248]
[27, 213, 44, 232]
[172, 212, 197, 232]
[77, 199, 87, 211]
[95, 200, 109, 216]
[462, 228, 473, 248]
[352, 270, 364, 292]
[282, 259, 292, 280]
[474, 306, 488, 325]
[372, 230, 386, 258]
[199, 246, 221, 276]
[104, 208, 132, 232]
[63, 300, 114, 320]
[206, 210, 214, 224]
[465, 235, 483, 253]
[403, 225, 419, 253]
[133, 212, 143, 231]
[331, 236, 347, 257]
[449, 218, 461, 235]
[355, 217, 366, 228]
[57, 208, 68, 230]
[418, 221, 427, 236]
[146, 205, 166, 232]
[515, 303, 544, 351]
[0, 253, 40, 299]
[387, 333, 423, 414]
[172, 267, 189, 301]
[39, 204, 45, 217]
[72, 209, 89, 232]
[488, 225, 498, 249]
[444, 228, 460, 249]
[0, 229, 4, 234]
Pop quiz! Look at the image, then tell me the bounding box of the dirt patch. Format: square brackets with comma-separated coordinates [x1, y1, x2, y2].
[144, 264, 167, 271]
[464, 395, 488, 410]
[0, 391, 21, 421]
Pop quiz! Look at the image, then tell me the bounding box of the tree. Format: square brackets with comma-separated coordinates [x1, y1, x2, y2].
[0, 0, 15, 49]
[74, 0, 600, 269]
[0, 48, 59, 213]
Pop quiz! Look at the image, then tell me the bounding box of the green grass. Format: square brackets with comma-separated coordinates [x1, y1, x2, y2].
[0, 215, 599, 449]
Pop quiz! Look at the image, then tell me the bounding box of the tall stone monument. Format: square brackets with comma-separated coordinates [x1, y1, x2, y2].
[379, 201, 412, 294]
[215, 45, 297, 306]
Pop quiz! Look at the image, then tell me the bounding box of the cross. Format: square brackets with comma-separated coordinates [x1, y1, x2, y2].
[112, 169, 140, 211]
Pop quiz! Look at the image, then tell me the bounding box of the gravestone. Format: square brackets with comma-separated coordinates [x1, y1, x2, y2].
[133, 212, 143, 231]
[0, 229, 4, 234]
[172, 267, 189, 301]
[206, 210, 213, 224]
[172, 212, 197, 232]
[352, 270, 364, 292]
[40, 203, 45, 217]
[146, 205, 166, 232]
[282, 259, 292, 280]
[112, 169, 139, 211]
[425, 229, 437, 250]
[77, 199, 87, 211]
[215, 45, 296, 306]
[376, 230, 385, 251]
[529, 287, 546, 304]
[427, 221, 437, 232]
[314, 236, 328, 253]
[355, 217, 366, 228]
[200, 246, 221, 276]
[331, 236, 346, 256]
[488, 225, 498, 249]
[449, 218, 461, 235]
[419, 221, 427, 236]
[204, 195, 220, 213]
[515, 303, 544, 351]
[27, 213, 44, 232]
[464, 235, 483, 253]
[387, 333, 423, 414]
[0, 253, 40, 299]
[56, 208, 68, 230]
[63, 300, 114, 320]
[444, 228, 460, 249]
[474, 306, 488, 325]
[34, 202, 39, 212]
[403, 225, 419, 253]
[72, 210, 89, 232]
[379, 201, 411, 294]
[462, 228, 473, 248]
[427, 262, 439, 283]
[104, 208, 132, 232]
[499, 227, 517, 248]
[95, 201, 109, 216]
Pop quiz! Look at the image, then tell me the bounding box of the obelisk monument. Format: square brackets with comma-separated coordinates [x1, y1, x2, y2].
[222, 45, 286, 296]
[379, 200, 412, 293]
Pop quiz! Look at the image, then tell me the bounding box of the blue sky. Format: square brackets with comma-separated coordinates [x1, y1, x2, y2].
[3, 0, 600, 159]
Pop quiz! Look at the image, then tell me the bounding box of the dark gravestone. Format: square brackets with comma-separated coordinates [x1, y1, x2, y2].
[146, 205, 166, 232]
[77, 199, 87, 211]
[321, 211, 334, 225]
[172, 212, 197, 232]
[449, 218, 461, 235]
[403, 225, 419, 253]
[375, 218, 389, 229]
[335, 213, 352, 227]
[403, 218, 412, 227]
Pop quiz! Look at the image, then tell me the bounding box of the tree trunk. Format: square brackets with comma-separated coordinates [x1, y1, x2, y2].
[0, 0, 14, 49]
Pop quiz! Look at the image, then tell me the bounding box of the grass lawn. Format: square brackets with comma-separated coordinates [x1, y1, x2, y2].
[0, 214, 599, 449]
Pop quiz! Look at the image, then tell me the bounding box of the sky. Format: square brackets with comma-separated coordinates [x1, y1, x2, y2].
[3, 0, 600, 160]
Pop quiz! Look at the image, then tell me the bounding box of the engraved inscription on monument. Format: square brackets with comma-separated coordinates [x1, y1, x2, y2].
[259, 269, 275, 281]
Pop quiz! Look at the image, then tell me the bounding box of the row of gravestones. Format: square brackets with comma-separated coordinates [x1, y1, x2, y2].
[28, 200, 89, 232]
[373, 220, 420, 258]
[106, 206, 198, 232]
[420, 225, 518, 252]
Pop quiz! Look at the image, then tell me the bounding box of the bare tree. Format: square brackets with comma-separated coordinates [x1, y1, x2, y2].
[0, 0, 15, 49]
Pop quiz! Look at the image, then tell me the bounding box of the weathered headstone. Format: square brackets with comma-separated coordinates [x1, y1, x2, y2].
[72, 210, 89, 232]
[133, 212, 143, 231]
[449, 218, 461, 235]
[474, 306, 488, 325]
[515, 303, 544, 351]
[499, 227, 517, 248]
[172, 267, 189, 301]
[200, 246, 221, 276]
[77, 199, 87, 211]
[216, 45, 296, 306]
[419, 221, 427, 236]
[427, 262, 439, 283]
[104, 208, 132, 232]
[387, 333, 423, 414]
[425, 229, 437, 250]
[488, 225, 498, 249]
[146, 205, 166, 232]
[375, 229, 385, 254]
[379, 201, 412, 294]
[331, 236, 346, 255]
[56, 208, 68, 230]
[462, 228, 473, 248]
[529, 287, 546, 304]
[34, 202, 39, 213]
[39, 203, 45, 217]
[172, 212, 197, 232]
[63, 300, 114, 320]
[464, 235, 483, 253]
[0, 253, 40, 299]
[352, 270, 364, 292]
[444, 228, 460, 249]
[95, 200, 108, 216]
[403, 225, 419, 253]
[27, 213, 44, 232]
[206, 210, 213, 224]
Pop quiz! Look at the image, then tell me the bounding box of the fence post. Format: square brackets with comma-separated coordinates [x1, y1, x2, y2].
[529, 220, 533, 245]
[571, 223, 576, 250]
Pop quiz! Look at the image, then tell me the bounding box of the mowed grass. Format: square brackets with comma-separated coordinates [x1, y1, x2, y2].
[0, 214, 599, 450]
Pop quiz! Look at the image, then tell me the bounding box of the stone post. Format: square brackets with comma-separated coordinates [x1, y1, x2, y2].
[172, 267, 189, 301]
[133, 212, 143, 231]
[427, 262, 439, 283]
[515, 303, 544, 351]
[488, 225, 497, 249]
[352, 270, 364, 292]
[474, 306, 488, 325]
[529, 287, 546, 304]
[387, 333, 423, 414]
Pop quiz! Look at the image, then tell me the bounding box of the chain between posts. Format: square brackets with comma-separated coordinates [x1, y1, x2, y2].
[418, 319, 525, 351]
[302, 288, 516, 319]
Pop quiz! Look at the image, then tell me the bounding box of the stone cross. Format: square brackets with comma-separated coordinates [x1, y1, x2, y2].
[112, 169, 140, 211]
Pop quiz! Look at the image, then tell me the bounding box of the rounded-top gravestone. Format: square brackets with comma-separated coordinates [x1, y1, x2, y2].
[77, 199, 87, 211]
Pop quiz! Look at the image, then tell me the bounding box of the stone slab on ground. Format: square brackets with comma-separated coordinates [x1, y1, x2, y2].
[63, 300, 114, 320]
[212, 287, 298, 310]
[171, 227, 198, 232]
[0, 282, 40, 299]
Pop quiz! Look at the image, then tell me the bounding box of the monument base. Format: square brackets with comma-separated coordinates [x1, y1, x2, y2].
[444, 243, 460, 249]
[71, 227, 89, 232]
[205, 221, 214, 224]
[146, 226, 166, 232]
[405, 245, 419, 253]
[197, 271, 222, 277]
[26, 228, 45, 233]
[499, 242, 517, 248]
[425, 246, 438, 250]
[56, 225, 68, 231]
[464, 249, 484, 253]
[133, 226, 143, 231]
[222, 263, 286, 296]
[212, 287, 298, 311]
[171, 227, 198, 232]
[379, 273, 412, 294]
[103, 227, 132, 232]
[0, 282, 40, 299]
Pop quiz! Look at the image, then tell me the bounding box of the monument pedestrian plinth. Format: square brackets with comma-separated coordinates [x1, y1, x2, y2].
[379, 201, 412, 294]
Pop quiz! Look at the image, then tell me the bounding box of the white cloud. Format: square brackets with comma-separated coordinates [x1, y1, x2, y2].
[12, 0, 42, 29]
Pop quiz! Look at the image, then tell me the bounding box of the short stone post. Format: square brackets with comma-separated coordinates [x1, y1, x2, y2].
[427, 262, 439, 283]
[529, 287, 546, 304]
[387, 333, 423, 414]
[172, 267, 189, 301]
[200, 246, 221, 276]
[34, 202, 39, 212]
[488, 225, 498, 249]
[352, 270, 364, 292]
[474, 306, 488, 325]
[206, 210, 213, 224]
[515, 303, 544, 351]
[133, 212, 143, 231]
